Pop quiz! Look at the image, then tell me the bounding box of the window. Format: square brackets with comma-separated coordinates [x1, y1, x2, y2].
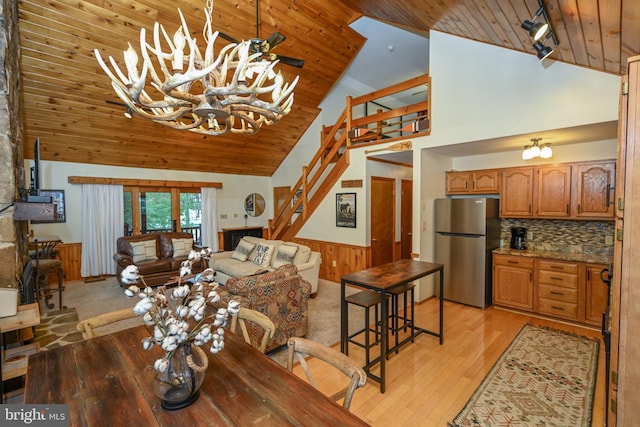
[123, 186, 202, 244]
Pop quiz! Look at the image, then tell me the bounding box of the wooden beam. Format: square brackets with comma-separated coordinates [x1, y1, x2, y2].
[67, 176, 222, 188]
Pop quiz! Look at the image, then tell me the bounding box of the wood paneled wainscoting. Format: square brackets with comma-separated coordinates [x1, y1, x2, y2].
[292, 238, 369, 281]
[56, 243, 82, 282]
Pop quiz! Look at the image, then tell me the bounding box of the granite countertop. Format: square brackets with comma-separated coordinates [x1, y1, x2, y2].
[493, 247, 613, 265]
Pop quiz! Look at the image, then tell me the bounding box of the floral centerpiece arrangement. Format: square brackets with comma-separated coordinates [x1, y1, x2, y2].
[121, 248, 239, 410]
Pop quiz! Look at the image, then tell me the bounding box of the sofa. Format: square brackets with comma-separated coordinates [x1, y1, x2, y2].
[210, 236, 321, 295]
[113, 232, 206, 287]
[213, 264, 311, 352]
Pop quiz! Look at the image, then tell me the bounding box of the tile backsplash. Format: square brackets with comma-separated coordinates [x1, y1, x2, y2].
[500, 218, 614, 256]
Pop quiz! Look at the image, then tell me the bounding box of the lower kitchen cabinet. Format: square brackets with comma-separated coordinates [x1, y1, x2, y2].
[585, 263, 610, 327]
[536, 260, 579, 321]
[492, 253, 609, 327]
[493, 254, 534, 310]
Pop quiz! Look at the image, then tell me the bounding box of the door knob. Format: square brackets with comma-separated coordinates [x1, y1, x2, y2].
[372, 238, 378, 242]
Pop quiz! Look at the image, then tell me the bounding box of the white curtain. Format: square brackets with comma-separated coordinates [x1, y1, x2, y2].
[201, 187, 219, 251]
[81, 184, 124, 277]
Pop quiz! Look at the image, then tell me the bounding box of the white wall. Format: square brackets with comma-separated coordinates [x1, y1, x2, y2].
[26, 160, 272, 243]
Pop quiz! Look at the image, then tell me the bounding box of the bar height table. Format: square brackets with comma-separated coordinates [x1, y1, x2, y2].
[340, 259, 444, 393]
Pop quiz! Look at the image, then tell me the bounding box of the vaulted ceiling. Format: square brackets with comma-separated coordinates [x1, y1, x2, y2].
[18, 1, 638, 176]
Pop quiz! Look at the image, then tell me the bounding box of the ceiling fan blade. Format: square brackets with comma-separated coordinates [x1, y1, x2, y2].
[269, 53, 304, 68]
[266, 32, 286, 50]
[218, 31, 240, 44]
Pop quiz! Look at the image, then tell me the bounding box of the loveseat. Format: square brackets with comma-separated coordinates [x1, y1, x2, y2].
[210, 236, 321, 295]
[113, 232, 206, 287]
[213, 264, 311, 352]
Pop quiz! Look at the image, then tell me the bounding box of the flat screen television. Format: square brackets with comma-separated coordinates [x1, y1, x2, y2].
[27, 138, 50, 203]
[29, 137, 40, 196]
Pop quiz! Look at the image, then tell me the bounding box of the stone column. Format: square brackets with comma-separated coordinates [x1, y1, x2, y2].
[0, 0, 28, 290]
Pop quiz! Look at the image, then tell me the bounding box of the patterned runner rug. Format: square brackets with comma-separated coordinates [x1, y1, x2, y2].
[450, 324, 599, 427]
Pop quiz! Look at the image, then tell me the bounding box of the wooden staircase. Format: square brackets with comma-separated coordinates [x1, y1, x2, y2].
[267, 74, 431, 241]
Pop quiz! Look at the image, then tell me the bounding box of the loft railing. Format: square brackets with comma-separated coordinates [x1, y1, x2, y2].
[268, 74, 430, 241]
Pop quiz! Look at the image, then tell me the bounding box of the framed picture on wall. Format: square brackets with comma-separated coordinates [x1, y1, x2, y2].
[336, 193, 356, 228]
[32, 189, 66, 223]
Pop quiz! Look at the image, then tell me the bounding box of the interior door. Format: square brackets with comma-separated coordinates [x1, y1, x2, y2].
[400, 179, 413, 259]
[273, 186, 291, 226]
[371, 177, 395, 267]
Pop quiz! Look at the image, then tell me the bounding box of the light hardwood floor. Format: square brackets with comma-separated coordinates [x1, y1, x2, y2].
[290, 297, 605, 427]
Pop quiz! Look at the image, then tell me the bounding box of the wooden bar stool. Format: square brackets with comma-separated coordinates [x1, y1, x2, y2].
[387, 282, 415, 355]
[344, 289, 388, 366]
[31, 239, 66, 310]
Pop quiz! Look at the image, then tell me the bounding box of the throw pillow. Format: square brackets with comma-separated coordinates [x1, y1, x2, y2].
[272, 243, 299, 268]
[172, 237, 193, 257]
[252, 243, 275, 267]
[231, 239, 256, 262]
[130, 239, 158, 263]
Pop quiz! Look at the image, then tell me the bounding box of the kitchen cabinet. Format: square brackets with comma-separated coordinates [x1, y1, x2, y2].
[500, 168, 534, 217]
[572, 161, 616, 218]
[584, 263, 609, 327]
[499, 161, 615, 219]
[493, 254, 534, 310]
[535, 259, 579, 321]
[536, 165, 571, 217]
[445, 169, 499, 194]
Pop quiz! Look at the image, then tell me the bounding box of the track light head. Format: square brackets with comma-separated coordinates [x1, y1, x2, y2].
[124, 107, 133, 119]
[521, 20, 548, 41]
[533, 41, 554, 61]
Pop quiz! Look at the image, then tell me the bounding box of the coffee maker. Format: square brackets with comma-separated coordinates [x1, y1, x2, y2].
[510, 227, 527, 250]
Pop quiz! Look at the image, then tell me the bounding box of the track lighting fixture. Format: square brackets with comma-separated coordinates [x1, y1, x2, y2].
[521, 5, 548, 41]
[521, 0, 559, 62]
[124, 108, 133, 119]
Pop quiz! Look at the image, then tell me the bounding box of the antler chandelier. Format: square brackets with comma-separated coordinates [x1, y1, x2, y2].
[94, 0, 298, 136]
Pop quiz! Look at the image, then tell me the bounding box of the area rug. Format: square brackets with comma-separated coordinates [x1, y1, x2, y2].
[34, 307, 84, 351]
[449, 324, 599, 427]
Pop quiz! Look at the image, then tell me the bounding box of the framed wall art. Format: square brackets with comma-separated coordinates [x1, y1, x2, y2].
[336, 192, 356, 228]
[32, 189, 66, 223]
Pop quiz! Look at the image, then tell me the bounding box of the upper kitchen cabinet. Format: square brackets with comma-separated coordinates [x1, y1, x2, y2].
[446, 170, 499, 194]
[499, 161, 616, 220]
[536, 165, 571, 217]
[500, 168, 534, 217]
[572, 161, 616, 219]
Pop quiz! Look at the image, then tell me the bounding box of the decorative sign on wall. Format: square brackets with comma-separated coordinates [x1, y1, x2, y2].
[336, 193, 356, 228]
[341, 180, 363, 188]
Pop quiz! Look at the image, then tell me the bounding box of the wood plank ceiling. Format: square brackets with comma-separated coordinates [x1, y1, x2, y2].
[18, 1, 639, 176]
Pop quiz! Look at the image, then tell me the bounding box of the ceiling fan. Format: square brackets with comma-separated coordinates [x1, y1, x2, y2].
[218, 0, 304, 68]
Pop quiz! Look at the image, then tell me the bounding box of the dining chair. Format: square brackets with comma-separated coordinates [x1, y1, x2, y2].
[30, 239, 65, 310]
[230, 307, 276, 353]
[76, 308, 139, 339]
[286, 337, 367, 410]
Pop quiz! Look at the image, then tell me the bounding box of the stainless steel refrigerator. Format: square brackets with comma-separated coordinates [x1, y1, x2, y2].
[434, 197, 500, 308]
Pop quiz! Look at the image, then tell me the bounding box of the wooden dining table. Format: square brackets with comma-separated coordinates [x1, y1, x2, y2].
[24, 325, 369, 426]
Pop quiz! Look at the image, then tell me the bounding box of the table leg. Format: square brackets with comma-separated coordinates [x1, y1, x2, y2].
[379, 290, 387, 393]
[439, 267, 444, 345]
[340, 280, 347, 354]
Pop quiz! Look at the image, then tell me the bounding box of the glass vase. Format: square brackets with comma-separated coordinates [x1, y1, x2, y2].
[153, 342, 206, 410]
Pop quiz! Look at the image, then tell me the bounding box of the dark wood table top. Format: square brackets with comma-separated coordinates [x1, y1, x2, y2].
[341, 259, 444, 290]
[25, 325, 369, 426]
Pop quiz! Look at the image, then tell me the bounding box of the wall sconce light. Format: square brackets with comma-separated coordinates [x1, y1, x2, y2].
[521, 0, 559, 62]
[522, 138, 552, 160]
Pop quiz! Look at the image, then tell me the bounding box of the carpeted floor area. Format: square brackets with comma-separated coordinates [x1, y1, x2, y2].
[37, 276, 363, 366]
